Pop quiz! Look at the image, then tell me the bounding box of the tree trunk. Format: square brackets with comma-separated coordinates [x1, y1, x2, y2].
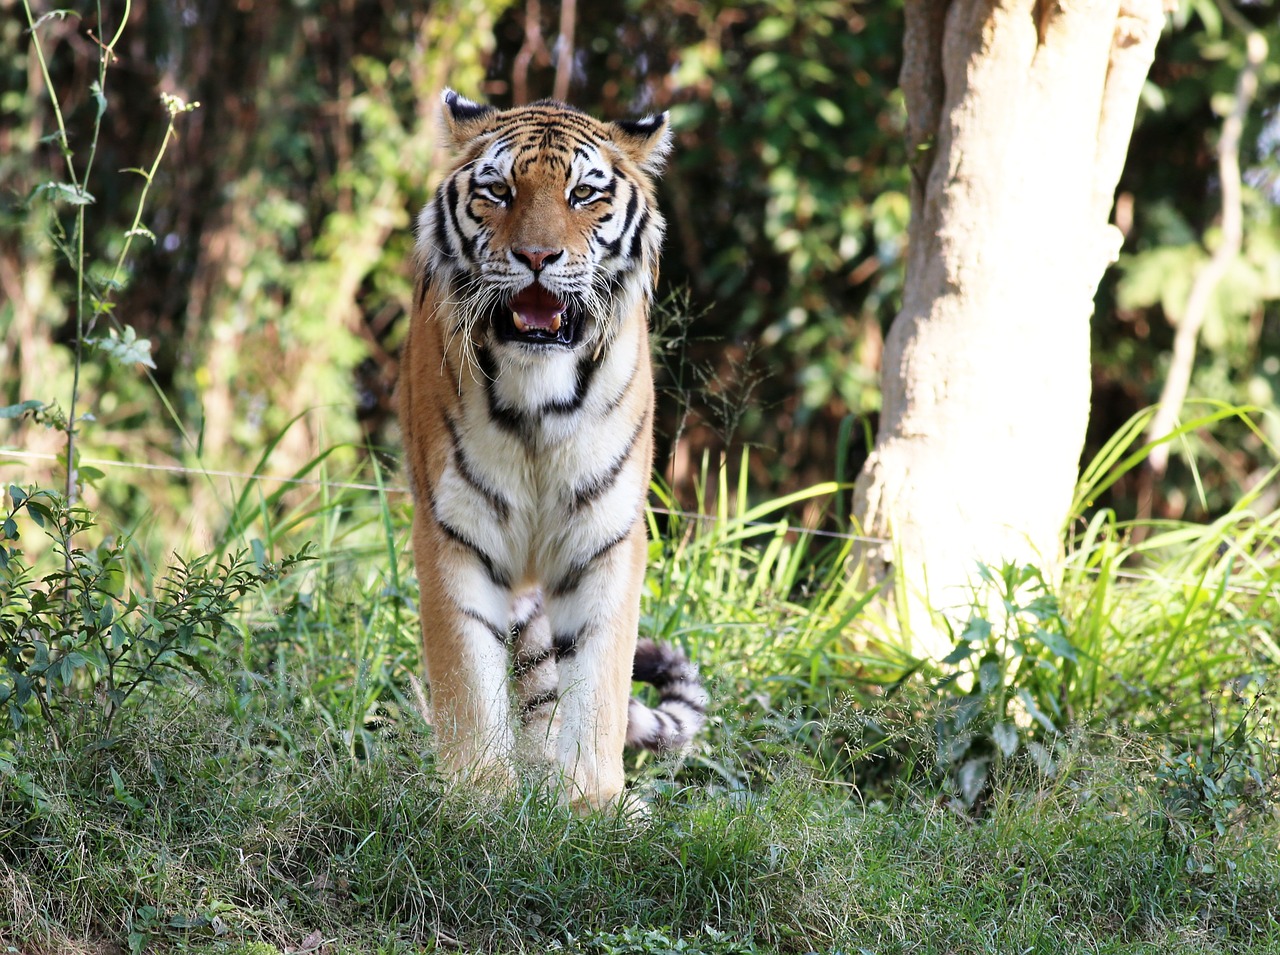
[853, 0, 1166, 658]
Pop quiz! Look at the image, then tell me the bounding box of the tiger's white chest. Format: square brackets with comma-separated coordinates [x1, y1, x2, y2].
[431, 330, 648, 590]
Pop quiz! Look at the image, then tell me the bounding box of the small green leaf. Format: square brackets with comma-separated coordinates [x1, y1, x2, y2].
[173, 651, 211, 680]
[0, 400, 43, 419]
[90, 80, 107, 122]
[90, 325, 157, 369]
[166, 913, 212, 930]
[32, 10, 78, 29]
[960, 617, 992, 643]
[750, 16, 791, 43]
[992, 721, 1020, 757]
[1017, 689, 1058, 734]
[977, 658, 1002, 695]
[956, 758, 989, 806]
[25, 501, 51, 527]
[1029, 627, 1079, 662]
[813, 98, 844, 126]
[35, 181, 96, 205]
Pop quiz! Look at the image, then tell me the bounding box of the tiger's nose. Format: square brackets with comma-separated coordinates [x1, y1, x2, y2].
[513, 248, 564, 272]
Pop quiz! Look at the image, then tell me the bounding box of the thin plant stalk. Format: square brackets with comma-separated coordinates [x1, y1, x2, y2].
[22, 0, 132, 507]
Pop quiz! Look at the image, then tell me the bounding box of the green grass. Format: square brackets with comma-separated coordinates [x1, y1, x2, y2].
[3, 694, 1279, 954]
[3, 451, 1280, 954]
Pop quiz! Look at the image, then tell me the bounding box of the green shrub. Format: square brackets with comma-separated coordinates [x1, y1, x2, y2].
[0, 483, 309, 753]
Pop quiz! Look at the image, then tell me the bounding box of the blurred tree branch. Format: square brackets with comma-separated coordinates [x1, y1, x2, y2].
[1144, 4, 1268, 479]
[513, 0, 551, 105]
[553, 0, 576, 102]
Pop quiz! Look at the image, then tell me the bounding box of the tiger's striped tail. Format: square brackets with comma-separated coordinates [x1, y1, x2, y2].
[626, 639, 708, 752]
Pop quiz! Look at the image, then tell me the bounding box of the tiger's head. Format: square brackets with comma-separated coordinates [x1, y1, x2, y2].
[417, 91, 671, 359]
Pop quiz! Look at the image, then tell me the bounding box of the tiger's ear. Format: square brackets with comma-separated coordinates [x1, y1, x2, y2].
[609, 112, 672, 174]
[440, 89, 499, 149]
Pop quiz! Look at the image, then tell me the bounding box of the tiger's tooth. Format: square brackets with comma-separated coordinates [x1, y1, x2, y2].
[550, 312, 562, 332]
[512, 311, 528, 333]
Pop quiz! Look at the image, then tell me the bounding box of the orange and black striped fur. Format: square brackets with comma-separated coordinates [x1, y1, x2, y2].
[397, 91, 706, 810]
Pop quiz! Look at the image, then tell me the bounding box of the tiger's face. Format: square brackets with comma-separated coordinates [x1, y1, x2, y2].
[417, 92, 671, 357]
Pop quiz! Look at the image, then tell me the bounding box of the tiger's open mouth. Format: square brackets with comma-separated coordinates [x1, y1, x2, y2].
[493, 284, 583, 347]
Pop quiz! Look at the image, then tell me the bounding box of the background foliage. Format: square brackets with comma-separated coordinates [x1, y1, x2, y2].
[4, 0, 1277, 530]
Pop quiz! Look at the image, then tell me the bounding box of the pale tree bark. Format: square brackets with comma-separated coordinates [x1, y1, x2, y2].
[853, 0, 1167, 658]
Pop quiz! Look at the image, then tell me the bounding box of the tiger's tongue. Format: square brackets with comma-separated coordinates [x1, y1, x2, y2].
[509, 285, 566, 332]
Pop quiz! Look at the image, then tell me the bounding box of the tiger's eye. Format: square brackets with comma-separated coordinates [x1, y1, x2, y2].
[571, 184, 595, 201]
[487, 182, 511, 200]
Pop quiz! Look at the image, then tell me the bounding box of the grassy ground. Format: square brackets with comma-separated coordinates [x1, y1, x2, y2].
[2, 457, 1279, 955]
[4, 698, 1279, 954]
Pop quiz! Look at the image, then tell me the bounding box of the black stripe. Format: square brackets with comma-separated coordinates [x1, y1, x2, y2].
[476, 347, 534, 442]
[570, 413, 646, 511]
[443, 414, 512, 520]
[651, 709, 680, 735]
[551, 524, 634, 597]
[413, 271, 429, 314]
[515, 106, 597, 133]
[445, 178, 474, 258]
[658, 691, 706, 715]
[431, 498, 511, 589]
[432, 193, 453, 259]
[511, 596, 543, 637]
[603, 187, 638, 256]
[462, 607, 509, 646]
[476, 348, 599, 431]
[513, 647, 552, 677]
[541, 353, 601, 415]
[614, 115, 664, 138]
[628, 208, 650, 262]
[482, 138, 515, 164]
[521, 690, 558, 718]
[553, 628, 584, 660]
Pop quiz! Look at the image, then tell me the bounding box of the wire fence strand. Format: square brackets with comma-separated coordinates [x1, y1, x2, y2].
[0, 446, 892, 545]
[4, 446, 1279, 597]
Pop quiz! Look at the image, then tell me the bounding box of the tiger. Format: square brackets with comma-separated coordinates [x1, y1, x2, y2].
[397, 90, 707, 811]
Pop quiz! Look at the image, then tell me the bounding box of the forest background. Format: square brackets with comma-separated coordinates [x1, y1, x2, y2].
[4, 0, 1279, 532]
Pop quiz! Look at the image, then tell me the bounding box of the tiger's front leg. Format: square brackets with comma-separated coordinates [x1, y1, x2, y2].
[413, 516, 516, 788]
[546, 521, 648, 811]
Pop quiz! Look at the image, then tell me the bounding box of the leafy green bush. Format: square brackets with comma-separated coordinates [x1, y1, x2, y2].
[0, 483, 309, 752]
[926, 563, 1081, 807]
[1158, 690, 1279, 851]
